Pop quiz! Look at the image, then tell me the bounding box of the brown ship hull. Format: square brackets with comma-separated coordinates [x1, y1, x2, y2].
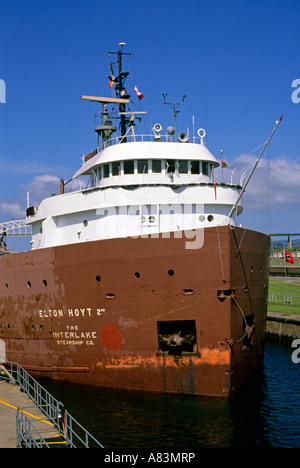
[0, 225, 269, 398]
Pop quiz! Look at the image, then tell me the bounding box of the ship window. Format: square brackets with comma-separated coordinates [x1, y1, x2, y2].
[152, 160, 161, 173]
[157, 320, 197, 355]
[98, 167, 102, 180]
[191, 160, 200, 174]
[103, 164, 110, 178]
[124, 160, 134, 174]
[138, 160, 148, 174]
[112, 161, 120, 176]
[202, 161, 209, 175]
[207, 215, 214, 222]
[166, 160, 176, 173]
[178, 160, 188, 173]
[43, 280, 47, 287]
[27, 281, 31, 288]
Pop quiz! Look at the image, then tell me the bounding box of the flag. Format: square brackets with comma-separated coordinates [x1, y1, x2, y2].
[221, 158, 228, 168]
[134, 85, 144, 100]
[213, 183, 217, 200]
[285, 250, 294, 264]
[108, 75, 118, 89]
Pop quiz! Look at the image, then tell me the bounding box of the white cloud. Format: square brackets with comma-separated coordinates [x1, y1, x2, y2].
[24, 174, 61, 205]
[0, 174, 60, 222]
[0, 202, 24, 219]
[217, 153, 300, 211]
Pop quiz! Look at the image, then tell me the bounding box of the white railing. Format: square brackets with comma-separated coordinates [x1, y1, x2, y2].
[268, 294, 300, 305]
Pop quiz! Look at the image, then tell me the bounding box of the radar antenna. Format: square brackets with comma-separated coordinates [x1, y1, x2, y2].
[162, 94, 186, 134]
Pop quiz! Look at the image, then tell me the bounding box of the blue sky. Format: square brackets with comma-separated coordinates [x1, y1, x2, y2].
[1, 0, 300, 251]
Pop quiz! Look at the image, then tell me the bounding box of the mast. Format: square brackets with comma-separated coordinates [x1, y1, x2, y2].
[109, 42, 131, 140]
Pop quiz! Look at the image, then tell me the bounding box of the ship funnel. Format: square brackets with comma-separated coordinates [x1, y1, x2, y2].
[178, 132, 189, 143]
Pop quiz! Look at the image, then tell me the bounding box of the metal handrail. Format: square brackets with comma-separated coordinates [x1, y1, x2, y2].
[16, 408, 51, 448]
[0, 360, 104, 448]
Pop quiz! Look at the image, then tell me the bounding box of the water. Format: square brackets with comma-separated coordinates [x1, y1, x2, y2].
[43, 341, 300, 448]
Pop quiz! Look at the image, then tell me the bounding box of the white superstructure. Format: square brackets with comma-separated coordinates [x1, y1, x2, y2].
[25, 45, 244, 250]
[26, 127, 243, 250]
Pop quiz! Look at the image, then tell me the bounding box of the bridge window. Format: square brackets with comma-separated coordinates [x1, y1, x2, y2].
[138, 160, 148, 174]
[112, 161, 120, 176]
[152, 160, 161, 173]
[178, 160, 188, 174]
[124, 160, 134, 174]
[191, 160, 200, 174]
[166, 159, 176, 173]
[202, 162, 208, 175]
[103, 164, 110, 178]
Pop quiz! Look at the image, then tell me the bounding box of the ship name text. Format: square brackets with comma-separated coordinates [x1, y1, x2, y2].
[39, 307, 105, 318]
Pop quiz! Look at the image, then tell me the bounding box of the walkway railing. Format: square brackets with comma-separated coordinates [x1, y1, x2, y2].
[0, 360, 104, 448]
[268, 294, 300, 305]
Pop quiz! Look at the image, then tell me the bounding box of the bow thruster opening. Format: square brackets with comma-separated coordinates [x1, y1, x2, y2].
[157, 320, 197, 356]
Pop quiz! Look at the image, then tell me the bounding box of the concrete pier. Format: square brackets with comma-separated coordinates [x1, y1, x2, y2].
[0, 378, 64, 448]
[266, 312, 300, 344]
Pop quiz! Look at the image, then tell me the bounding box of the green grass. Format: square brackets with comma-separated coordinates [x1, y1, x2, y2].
[267, 279, 300, 315]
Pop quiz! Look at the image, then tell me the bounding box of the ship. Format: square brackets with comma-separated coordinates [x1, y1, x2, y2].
[0, 44, 281, 398]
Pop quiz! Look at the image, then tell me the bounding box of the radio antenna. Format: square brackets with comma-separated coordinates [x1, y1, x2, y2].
[162, 94, 186, 134]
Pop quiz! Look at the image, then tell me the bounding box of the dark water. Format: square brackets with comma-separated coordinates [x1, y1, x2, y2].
[42, 341, 300, 448]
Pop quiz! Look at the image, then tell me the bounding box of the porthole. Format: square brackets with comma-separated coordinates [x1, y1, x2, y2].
[5, 283, 8, 289]
[141, 215, 146, 223]
[134, 272, 140, 278]
[96, 275, 101, 282]
[199, 215, 205, 222]
[106, 293, 116, 299]
[32, 325, 35, 331]
[207, 215, 214, 222]
[27, 281, 31, 288]
[40, 325, 44, 331]
[43, 279, 47, 287]
[83, 220, 88, 227]
[168, 269, 175, 276]
[149, 215, 156, 223]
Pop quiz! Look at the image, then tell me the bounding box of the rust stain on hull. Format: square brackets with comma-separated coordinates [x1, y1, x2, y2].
[99, 349, 230, 369]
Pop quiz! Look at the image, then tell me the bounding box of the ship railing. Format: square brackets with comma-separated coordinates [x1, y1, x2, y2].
[0, 360, 104, 448]
[99, 132, 202, 150]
